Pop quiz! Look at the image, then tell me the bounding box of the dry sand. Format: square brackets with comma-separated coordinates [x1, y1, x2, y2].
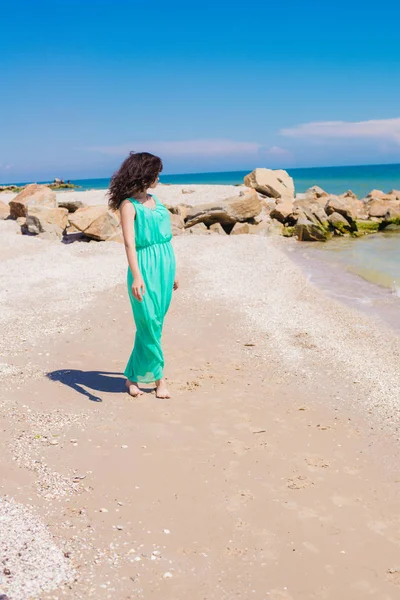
[1, 194, 400, 599]
[0, 183, 247, 209]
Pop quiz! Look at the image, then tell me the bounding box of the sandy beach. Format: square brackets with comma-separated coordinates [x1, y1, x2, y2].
[0, 184, 248, 210]
[1, 186, 400, 599]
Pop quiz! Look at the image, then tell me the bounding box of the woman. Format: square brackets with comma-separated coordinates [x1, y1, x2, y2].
[108, 151, 178, 399]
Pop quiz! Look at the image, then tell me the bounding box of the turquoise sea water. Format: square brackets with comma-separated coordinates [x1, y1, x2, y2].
[5, 162, 400, 197]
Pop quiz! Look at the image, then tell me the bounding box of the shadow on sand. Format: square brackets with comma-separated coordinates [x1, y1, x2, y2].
[47, 369, 127, 402]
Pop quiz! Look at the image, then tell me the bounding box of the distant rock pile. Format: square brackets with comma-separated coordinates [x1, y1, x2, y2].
[1, 172, 400, 243]
[1, 184, 122, 242]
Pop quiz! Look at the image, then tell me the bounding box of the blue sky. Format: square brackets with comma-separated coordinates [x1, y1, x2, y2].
[1, 0, 400, 182]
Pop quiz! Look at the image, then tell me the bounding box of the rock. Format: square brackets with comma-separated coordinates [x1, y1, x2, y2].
[69, 206, 107, 232]
[57, 199, 85, 212]
[295, 217, 331, 242]
[68, 205, 121, 241]
[84, 211, 121, 241]
[388, 189, 400, 200]
[168, 204, 190, 219]
[327, 211, 352, 234]
[25, 206, 69, 239]
[0, 200, 10, 219]
[282, 226, 295, 237]
[356, 220, 380, 234]
[106, 230, 124, 243]
[244, 168, 295, 200]
[184, 190, 261, 228]
[325, 195, 356, 222]
[304, 185, 329, 201]
[270, 199, 294, 224]
[367, 198, 400, 218]
[170, 213, 185, 236]
[367, 189, 387, 199]
[209, 222, 227, 234]
[187, 222, 209, 234]
[339, 190, 357, 199]
[9, 184, 57, 218]
[230, 223, 250, 235]
[294, 200, 329, 226]
[66, 222, 81, 234]
[267, 218, 284, 236]
[182, 188, 195, 194]
[385, 206, 400, 221]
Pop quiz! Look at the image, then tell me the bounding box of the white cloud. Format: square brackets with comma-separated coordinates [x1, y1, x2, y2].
[0, 163, 13, 170]
[281, 118, 400, 143]
[87, 138, 261, 157]
[266, 145, 291, 157]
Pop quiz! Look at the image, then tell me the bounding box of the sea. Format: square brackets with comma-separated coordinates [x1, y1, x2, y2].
[4, 162, 400, 317]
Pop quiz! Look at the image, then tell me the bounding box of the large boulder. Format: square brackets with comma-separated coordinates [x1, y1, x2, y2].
[366, 198, 400, 219]
[366, 189, 388, 200]
[57, 198, 85, 212]
[244, 168, 295, 200]
[84, 212, 120, 241]
[385, 206, 400, 221]
[25, 206, 69, 239]
[293, 200, 329, 227]
[327, 211, 352, 234]
[388, 189, 400, 200]
[230, 223, 250, 235]
[295, 217, 331, 242]
[170, 213, 185, 236]
[9, 184, 57, 218]
[69, 205, 120, 241]
[0, 200, 10, 219]
[209, 222, 227, 235]
[270, 199, 294, 224]
[325, 195, 356, 223]
[69, 206, 108, 232]
[187, 222, 209, 235]
[304, 186, 329, 202]
[184, 190, 261, 228]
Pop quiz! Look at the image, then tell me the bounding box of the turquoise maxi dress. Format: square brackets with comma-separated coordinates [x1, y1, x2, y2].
[124, 195, 176, 384]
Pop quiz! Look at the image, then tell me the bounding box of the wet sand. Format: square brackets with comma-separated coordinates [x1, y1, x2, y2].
[1, 225, 400, 599]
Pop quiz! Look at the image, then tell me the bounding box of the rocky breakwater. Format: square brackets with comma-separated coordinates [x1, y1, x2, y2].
[3, 184, 122, 242]
[257, 175, 400, 242]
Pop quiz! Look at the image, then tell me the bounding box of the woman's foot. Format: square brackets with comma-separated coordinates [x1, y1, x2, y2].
[155, 378, 171, 399]
[126, 379, 143, 397]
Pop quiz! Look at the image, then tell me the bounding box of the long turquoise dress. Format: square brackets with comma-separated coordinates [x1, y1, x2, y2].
[124, 195, 176, 384]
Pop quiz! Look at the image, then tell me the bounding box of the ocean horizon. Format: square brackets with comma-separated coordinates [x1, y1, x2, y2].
[3, 162, 400, 198]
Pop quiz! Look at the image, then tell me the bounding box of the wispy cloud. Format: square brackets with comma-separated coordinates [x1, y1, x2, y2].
[281, 118, 400, 143]
[87, 138, 262, 158]
[0, 163, 14, 170]
[266, 145, 291, 157]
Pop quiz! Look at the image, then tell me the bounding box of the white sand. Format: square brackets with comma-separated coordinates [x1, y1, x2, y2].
[2, 205, 400, 598]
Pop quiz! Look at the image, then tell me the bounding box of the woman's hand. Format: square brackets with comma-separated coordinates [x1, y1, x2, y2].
[132, 276, 146, 302]
[173, 279, 179, 291]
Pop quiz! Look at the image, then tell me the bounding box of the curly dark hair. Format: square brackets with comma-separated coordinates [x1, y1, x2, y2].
[108, 151, 163, 211]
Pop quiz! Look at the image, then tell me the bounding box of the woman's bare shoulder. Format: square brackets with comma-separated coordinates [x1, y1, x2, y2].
[120, 198, 136, 213]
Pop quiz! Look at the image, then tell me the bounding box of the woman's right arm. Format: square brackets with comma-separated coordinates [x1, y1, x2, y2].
[120, 200, 145, 302]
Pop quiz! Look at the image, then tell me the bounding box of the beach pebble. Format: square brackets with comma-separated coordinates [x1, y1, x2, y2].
[121, 445, 128, 449]
[49, 440, 59, 446]
[163, 529, 171, 534]
[116, 525, 124, 530]
[163, 572, 173, 579]
[152, 550, 161, 557]
[99, 508, 108, 513]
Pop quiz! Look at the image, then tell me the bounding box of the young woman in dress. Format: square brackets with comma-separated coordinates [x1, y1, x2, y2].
[108, 152, 178, 399]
